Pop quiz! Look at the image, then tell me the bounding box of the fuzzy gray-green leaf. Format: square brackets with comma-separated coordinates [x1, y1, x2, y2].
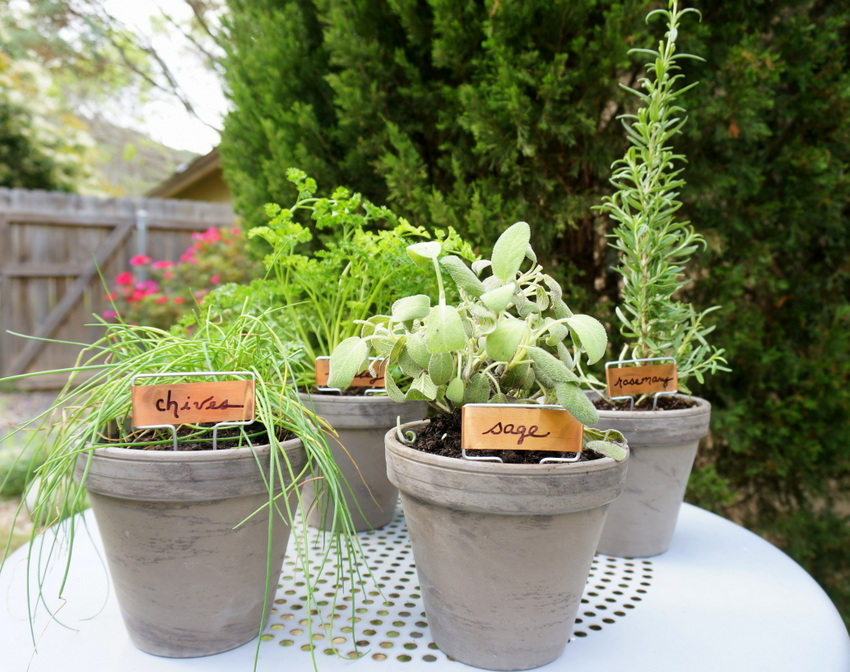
[440, 255, 486, 297]
[491, 221, 531, 282]
[480, 283, 516, 313]
[328, 337, 369, 388]
[429, 351, 455, 385]
[527, 347, 579, 384]
[426, 305, 466, 353]
[446, 377, 465, 404]
[555, 382, 599, 425]
[585, 440, 628, 462]
[392, 294, 431, 322]
[565, 314, 608, 364]
[485, 319, 526, 362]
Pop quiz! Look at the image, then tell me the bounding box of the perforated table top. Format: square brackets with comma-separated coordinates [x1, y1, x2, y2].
[1, 504, 848, 671]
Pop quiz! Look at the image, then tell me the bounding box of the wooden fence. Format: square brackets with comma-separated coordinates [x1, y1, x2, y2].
[0, 189, 237, 388]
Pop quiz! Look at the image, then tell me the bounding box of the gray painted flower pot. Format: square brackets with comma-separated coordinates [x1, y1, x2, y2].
[386, 421, 629, 671]
[299, 393, 427, 531]
[73, 439, 306, 658]
[591, 394, 711, 558]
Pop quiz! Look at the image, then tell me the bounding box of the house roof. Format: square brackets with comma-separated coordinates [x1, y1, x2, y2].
[146, 147, 225, 200]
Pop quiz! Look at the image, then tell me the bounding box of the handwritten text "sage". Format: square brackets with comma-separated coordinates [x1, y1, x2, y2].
[482, 422, 551, 446]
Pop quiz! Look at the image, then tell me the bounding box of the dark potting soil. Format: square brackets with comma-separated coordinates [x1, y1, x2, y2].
[410, 409, 604, 465]
[111, 422, 294, 451]
[592, 394, 697, 412]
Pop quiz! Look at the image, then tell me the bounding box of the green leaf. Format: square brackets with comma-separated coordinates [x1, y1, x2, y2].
[585, 440, 628, 462]
[426, 305, 466, 353]
[464, 373, 491, 403]
[446, 377, 465, 404]
[407, 241, 442, 267]
[328, 337, 369, 388]
[428, 351, 455, 385]
[491, 221, 531, 282]
[406, 332, 431, 368]
[406, 372, 438, 401]
[440, 255, 486, 297]
[527, 347, 579, 383]
[554, 382, 599, 425]
[384, 368, 406, 403]
[480, 283, 516, 313]
[392, 294, 431, 322]
[485, 319, 526, 362]
[565, 315, 608, 364]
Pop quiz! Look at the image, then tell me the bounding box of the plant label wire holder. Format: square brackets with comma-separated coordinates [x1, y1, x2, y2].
[604, 357, 678, 411]
[460, 403, 583, 464]
[130, 371, 256, 451]
[315, 356, 387, 396]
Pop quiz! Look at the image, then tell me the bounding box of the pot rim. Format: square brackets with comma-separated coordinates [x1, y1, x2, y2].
[387, 419, 626, 476]
[590, 392, 711, 419]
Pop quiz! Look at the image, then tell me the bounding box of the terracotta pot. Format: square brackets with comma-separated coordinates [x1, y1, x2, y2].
[299, 393, 427, 531]
[591, 394, 711, 558]
[73, 439, 306, 658]
[385, 420, 628, 671]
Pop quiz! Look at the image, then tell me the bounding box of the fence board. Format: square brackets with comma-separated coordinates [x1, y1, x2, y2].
[0, 189, 237, 388]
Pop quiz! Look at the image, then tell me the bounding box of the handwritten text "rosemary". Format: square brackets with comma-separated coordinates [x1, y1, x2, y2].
[612, 375, 675, 390]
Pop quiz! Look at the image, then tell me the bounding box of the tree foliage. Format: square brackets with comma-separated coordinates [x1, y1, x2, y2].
[221, 0, 850, 624]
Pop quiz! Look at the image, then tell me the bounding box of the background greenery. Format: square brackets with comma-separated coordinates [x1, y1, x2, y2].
[220, 0, 850, 625]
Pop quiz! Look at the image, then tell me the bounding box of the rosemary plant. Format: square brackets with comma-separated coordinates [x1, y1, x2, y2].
[597, 0, 728, 392]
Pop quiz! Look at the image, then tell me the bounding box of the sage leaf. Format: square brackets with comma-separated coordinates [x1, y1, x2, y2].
[491, 221, 531, 282]
[392, 294, 431, 322]
[428, 351, 455, 385]
[406, 372, 438, 401]
[440, 255, 486, 297]
[480, 283, 516, 313]
[328, 337, 369, 388]
[565, 314, 608, 364]
[426, 305, 466, 353]
[407, 240, 442, 265]
[527, 346, 579, 383]
[484, 319, 526, 362]
[464, 373, 491, 403]
[406, 332, 431, 368]
[554, 382, 599, 425]
[446, 377, 465, 404]
[586, 440, 628, 462]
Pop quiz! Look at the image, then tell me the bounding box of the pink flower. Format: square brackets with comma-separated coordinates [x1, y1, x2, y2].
[101, 309, 117, 320]
[130, 290, 147, 302]
[151, 260, 174, 270]
[105, 292, 117, 301]
[210, 274, 220, 284]
[129, 254, 152, 266]
[202, 227, 221, 244]
[156, 296, 168, 305]
[180, 251, 196, 263]
[115, 271, 134, 286]
[163, 271, 174, 280]
[174, 297, 185, 305]
[136, 280, 159, 294]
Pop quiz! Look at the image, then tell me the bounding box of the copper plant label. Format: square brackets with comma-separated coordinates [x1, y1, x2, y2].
[462, 405, 583, 452]
[605, 362, 678, 397]
[132, 380, 255, 426]
[316, 357, 386, 388]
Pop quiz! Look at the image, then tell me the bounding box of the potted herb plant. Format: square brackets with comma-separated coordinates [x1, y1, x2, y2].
[250, 169, 474, 531]
[0, 300, 357, 660]
[328, 221, 629, 671]
[590, 1, 729, 558]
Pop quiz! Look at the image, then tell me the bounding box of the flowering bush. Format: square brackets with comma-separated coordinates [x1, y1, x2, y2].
[104, 226, 260, 330]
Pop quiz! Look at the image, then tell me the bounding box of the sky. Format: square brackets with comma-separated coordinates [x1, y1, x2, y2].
[103, 0, 227, 154]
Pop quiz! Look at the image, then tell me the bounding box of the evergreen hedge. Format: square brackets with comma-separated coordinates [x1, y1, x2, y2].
[221, 0, 850, 624]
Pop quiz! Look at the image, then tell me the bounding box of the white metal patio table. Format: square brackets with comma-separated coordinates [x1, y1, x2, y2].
[1, 503, 848, 671]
